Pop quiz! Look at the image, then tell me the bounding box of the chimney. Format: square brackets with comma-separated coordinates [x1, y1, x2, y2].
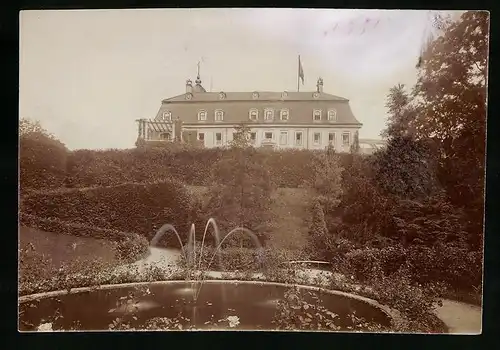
[186, 79, 193, 94]
[317, 77, 324, 93]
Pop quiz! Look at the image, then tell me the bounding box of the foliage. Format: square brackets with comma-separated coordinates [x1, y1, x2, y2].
[305, 199, 331, 260]
[115, 235, 150, 263]
[370, 136, 440, 200]
[228, 123, 253, 149]
[272, 287, 388, 331]
[413, 11, 488, 250]
[305, 146, 344, 202]
[367, 266, 446, 333]
[19, 118, 68, 191]
[206, 148, 274, 245]
[350, 130, 360, 154]
[20, 180, 196, 247]
[18, 244, 183, 296]
[387, 194, 468, 247]
[62, 147, 352, 189]
[381, 84, 415, 139]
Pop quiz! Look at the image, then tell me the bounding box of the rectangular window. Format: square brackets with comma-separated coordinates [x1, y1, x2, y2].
[280, 110, 289, 121]
[264, 132, 273, 140]
[198, 132, 205, 141]
[265, 110, 274, 121]
[313, 132, 321, 145]
[295, 132, 303, 146]
[279, 131, 288, 145]
[215, 132, 222, 145]
[250, 132, 256, 143]
[342, 132, 350, 146]
[328, 132, 335, 144]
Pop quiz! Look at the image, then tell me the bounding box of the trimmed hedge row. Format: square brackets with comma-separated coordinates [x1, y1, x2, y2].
[20, 180, 198, 247]
[19, 213, 149, 262]
[62, 148, 352, 189]
[20, 132, 68, 191]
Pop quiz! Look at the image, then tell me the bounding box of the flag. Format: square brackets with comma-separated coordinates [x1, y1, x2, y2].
[298, 55, 304, 85]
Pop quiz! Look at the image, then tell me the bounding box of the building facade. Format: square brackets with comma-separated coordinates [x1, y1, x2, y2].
[136, 74, 363, 152]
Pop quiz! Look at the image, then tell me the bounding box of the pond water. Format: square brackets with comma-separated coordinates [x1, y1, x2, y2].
[19, 281, 392, 331]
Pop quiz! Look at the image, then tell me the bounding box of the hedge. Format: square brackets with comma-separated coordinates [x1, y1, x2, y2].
[20, 180, 198, 247]
[62, 148, 352, 189]
[19, 213, 149, 262]
[20, 132, 68, 191]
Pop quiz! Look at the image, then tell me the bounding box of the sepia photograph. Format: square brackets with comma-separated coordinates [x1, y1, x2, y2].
[18, 8, 488, 333]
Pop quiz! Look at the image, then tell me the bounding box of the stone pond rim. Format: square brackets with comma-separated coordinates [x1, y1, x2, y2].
[18, 279, 406, 331]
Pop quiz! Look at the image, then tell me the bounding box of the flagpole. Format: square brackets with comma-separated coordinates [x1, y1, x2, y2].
[297, 55, 300, 92]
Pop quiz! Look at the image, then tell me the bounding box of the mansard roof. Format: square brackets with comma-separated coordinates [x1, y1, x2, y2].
[162, 91, 349, 103]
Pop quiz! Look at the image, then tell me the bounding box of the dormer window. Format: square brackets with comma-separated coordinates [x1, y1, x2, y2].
[280, 109, 289, 121]
[282, 91, 288, 98]
[328, 109, 337, 121]
[214, 109, 224, 121]
[198, 110, 207, 121]
[252, 92, 259, 99]
[185, 93, 193, 100]
[249, 108, 258, 121]
[162, 111, 172, 121]
[219, 92, 226, 100]
[264, 108, 274, 121]
[313, 109, 322, 121]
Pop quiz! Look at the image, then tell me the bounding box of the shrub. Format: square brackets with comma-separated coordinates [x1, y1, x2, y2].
[205, 148, 274, 245]
[115, 234, 150, 263]
[367, 266, 446, 333]
[305, 199, 330, 260]
[64, 147, 352, 189]
[20, 180, 196, 247]
[19, 119, 68, 191]
[370, 136, 440, 200]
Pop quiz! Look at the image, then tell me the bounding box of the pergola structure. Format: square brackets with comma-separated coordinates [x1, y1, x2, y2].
[136, 118, 174, 141]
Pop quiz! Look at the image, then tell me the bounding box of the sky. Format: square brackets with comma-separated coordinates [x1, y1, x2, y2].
[19, 8, 462, 150]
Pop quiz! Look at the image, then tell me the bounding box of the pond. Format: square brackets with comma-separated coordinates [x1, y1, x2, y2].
[19, 280, 393, 331]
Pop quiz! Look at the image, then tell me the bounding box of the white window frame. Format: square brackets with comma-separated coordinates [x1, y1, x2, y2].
[264, 131, 273, 141]
[295, 131, 303, 146]
[215, 132, 223, 146]
[264, 108, 274, 121]
[342, 132, 350, 146]
[198, 110, 207, 121]
[313, 109, 322, 121]
[162, 111, 172, 121]
[249, 108, 259, 121]
[313, 132, 321, 145]
[280, 109, 289, 121]
[328, 109, 337, 121]
[214, 109, 224, 121]
[279, 131, 288, 145]
[328, 132, 336, 145]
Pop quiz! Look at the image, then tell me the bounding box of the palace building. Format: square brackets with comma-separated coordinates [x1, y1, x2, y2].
[136, 73, 363, 152]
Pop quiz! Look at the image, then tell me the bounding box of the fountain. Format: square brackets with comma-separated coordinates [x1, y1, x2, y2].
[18, 218, 398, 331]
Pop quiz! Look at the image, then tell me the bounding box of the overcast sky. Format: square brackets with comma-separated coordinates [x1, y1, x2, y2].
[19, 8, 461, 150]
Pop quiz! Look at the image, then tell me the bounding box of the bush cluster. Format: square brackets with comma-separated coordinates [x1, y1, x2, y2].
[20, 180, 197, 247]
[20, 131, 68, 191]
[20, 146, 352, 191]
